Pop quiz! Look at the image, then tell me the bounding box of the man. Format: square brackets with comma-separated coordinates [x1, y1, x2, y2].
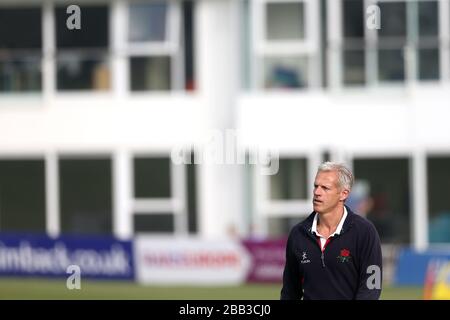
[280, 162, 382, 300]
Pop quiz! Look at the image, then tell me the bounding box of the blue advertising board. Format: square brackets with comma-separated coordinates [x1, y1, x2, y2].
[0, 233, 134, 280]
[393, 248, 450, 285]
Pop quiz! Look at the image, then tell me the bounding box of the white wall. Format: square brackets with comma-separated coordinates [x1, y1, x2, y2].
[237, 86, 450, 153]
[0, 94, 204, 152]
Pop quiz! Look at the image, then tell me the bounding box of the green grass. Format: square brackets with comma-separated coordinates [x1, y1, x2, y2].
[380, 286, 424, 300]
[0, 277, 423, 300]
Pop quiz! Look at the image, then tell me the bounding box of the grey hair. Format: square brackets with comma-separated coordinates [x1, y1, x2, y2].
[317, 161, 354, 191]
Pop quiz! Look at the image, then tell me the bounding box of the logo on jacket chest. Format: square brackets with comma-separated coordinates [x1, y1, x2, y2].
[300, 251, 311, 264]
[337, 248, 352, 263]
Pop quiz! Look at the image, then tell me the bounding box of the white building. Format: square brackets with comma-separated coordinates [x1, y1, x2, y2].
[1, 0, 450, 251]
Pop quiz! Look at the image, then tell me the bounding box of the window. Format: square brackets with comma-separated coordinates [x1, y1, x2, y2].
[267, 217, 300, 237]
[134, 157, 171, 198]
[130, 56, 171, 91]
[1, 2, 195, 94]
[377, 2, 407, 82]
[129, 3, 167, 42]
[127, 1, 185, 91]
[343, 49, 365, 85]
[132, 156, 188, 234]
[0, 8, 42, 92]
[59, 158, 113, 235]
[186, 154, 198, 233]
[342, 0, 365, 85]
[378, 0, 439, 82]
[418, 48, 439, 80]
[378, 2, 407, 38]
[264, 56, 308, 88]
[134, 213, 174, 233]
[253, 155, 320, 237]
[427, 156, 450, 243]
[55, 5, 110, 91]
[417, 1, 439, 80]
[378, 49, 405, 81]
[0, 160, 46, 232]
[182, 1, 195, 91]
[343, 0, 364, 39]
[252, 0, 320, 90]
[266, 2, 305, 40]
[353, 158, 411, 244]
[338, 0, 441, 86]
[270, 158, 308, 200]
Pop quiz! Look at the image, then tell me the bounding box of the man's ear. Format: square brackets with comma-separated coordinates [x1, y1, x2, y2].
[340, 189, 349, 202]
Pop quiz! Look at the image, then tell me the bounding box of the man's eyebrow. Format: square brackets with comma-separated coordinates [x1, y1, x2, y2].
[314, 182, 333, 188]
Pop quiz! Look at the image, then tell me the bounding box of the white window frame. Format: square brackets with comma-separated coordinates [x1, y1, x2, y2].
[51, 1, 113, 94]
[0, 153, 48, 233]
[131, 153, 188, 235]
[333, 0, 448, 88]
[0, 2, 45, 98]
[372, 0, 444, 86]
[251, 0, 321, 90]
[125, 0, 184, 91]
[423, 150, 450, 249]
[348, 150, 422, 248]
[253, 151, 322, 236]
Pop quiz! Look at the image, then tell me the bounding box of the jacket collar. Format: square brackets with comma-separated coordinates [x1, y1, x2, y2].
[299, 205, 356, 237]
[311, 206, 348, 236]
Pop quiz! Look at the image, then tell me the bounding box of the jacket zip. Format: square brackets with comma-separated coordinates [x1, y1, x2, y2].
[301, 212, 350, 269]
[305, 226, 343, 268]
[319, 237, 332, 268]
[305, 227, 329, 268]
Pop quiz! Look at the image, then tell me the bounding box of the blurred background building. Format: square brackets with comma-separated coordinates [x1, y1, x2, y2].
[1, 0, 450, 281]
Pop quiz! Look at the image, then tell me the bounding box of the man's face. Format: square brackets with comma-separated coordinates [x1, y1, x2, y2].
[313, 170, 349, 214]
